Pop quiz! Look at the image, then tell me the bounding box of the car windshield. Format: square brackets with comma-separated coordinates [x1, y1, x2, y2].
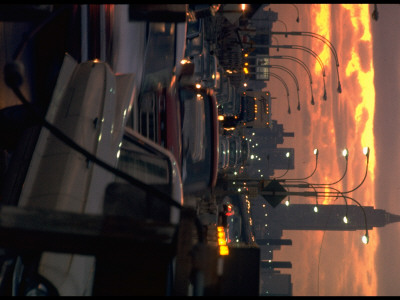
[180, 88, 212, 191]
[229, 138, 239, 165]
[128, 22, 177, 134]
[186, 19, 201, 38]
[140, 22, 177, 94]
[186, 19, 203, 57]
[116, 132, 172, 195]
[113, 129, 182, 224]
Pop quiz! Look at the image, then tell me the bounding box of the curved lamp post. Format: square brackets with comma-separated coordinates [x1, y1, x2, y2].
[270, 72, 291, 114]
[271, 36, 280, 51]
[268, 55, 315, 105]
[320, 187, 369, 243]
[340, 147, 370, 195]
[241, 39, 328, 100]
[267, 44, 328, 101]
[266, 65, 301, 110]
[272, 31, 342, 93]
[291, 4, 300, 23]
[305, 147, 369, 196]
[343, 195, 369, 244]
[281, 182, 369, 244]
[371, 4, 379, 21]
[312, 148, 349, 186]
[316, 192, 369, 295]
[274, 151, 292, 179]
[274, 19, 288, 37]
[277, 148, 319, 182]
[270, 147, 370, 228]
[283, 148, 348, 187]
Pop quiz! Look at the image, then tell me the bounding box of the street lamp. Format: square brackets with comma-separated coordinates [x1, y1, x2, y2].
[291, 4, 300, 23]
[343, 195, 369, 244]
[371, 4, 379, 21]
[261, 147, 370, 206]
[265, 65, 301, 111]
[277, 148, 319, 181]
[274, 19, 288, 37]
[270, 72, 291, 114]
[272, 31, 342, 93]
[242, 40, 328, 101]
[271, 36, 280, 52]
[268, 55, 315, 105]
[341, 147, 369, 195]
[267, 44, 328, 101]
[316, 193, 369, 295]
[274, 151, 292, 179]
[279, 182, 369, 244]
[313, 147, 369, 196]
[311, 148, 349, 186]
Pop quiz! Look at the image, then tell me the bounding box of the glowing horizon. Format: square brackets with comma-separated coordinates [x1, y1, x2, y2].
[311, 4, 377, 296]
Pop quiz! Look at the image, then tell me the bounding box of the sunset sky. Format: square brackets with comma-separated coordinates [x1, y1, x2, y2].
[263, 4, 400, 296]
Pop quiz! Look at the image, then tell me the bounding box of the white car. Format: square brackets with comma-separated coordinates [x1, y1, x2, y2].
[14, 54, 183, 296]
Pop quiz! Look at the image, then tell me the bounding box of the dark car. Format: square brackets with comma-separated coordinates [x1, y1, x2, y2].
[137, 60, 219, 196]
[180, 84, 219, 195]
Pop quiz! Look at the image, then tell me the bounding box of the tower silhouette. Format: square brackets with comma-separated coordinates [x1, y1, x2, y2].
[255, 202, 400, 231]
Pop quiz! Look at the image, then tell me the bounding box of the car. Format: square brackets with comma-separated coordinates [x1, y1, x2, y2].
[215, 69, 231, 105]
[227, 213, 242, 244]
[179, 81, 219, 196]
[137, 57, 219, 196]
[218, 197, 242, 244]
[185, 17, 205, 58]
[11, 55, 184, 296]
[219, 86, 241, 118]
[218, 134, 229, 172]
[135, 19, 189, 167]
[184, 18, 219, 91]
[227, 134, 242, 172]
[241, 137, 251, 167]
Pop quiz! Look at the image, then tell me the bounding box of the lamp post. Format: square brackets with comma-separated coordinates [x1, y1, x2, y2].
[311, 148, 349, 186]
[371, 4, 379, 21]
[271, 147, 369, 198]
[271, 36, 280, 51]
[246, 62, 301, 110]
[314, 186, 368, 240]
[268, 55, 315, 105]
[277, 148, 319, 182]
[241, 39, 328, 100]
[271, 166, 370, 244]
[345, 195, 369, 244]
[274, 19, 288, 37]
[267, 44, 328, 101]
[269, 72, 291, 114]
[272, 31, 342, 93]
[266, 65, 301, 111]
[316, 193, 369, 295]
[274, 151, 292, 179]
[291, 4, 300, 23]
[340, 147, 370, 195]
[318, 147, 369, 196]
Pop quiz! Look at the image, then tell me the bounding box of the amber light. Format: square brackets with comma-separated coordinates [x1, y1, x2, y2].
[217, 226, 229, 256]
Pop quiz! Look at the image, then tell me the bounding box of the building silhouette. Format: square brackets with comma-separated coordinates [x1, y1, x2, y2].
[256, 202, 400, 232]
[250, 197, 400, 296]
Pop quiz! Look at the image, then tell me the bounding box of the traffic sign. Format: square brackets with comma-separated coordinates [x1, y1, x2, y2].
[261, 179, 287, 208]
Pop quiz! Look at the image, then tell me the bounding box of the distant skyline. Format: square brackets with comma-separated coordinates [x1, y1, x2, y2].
[262, 4, 400, 296]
